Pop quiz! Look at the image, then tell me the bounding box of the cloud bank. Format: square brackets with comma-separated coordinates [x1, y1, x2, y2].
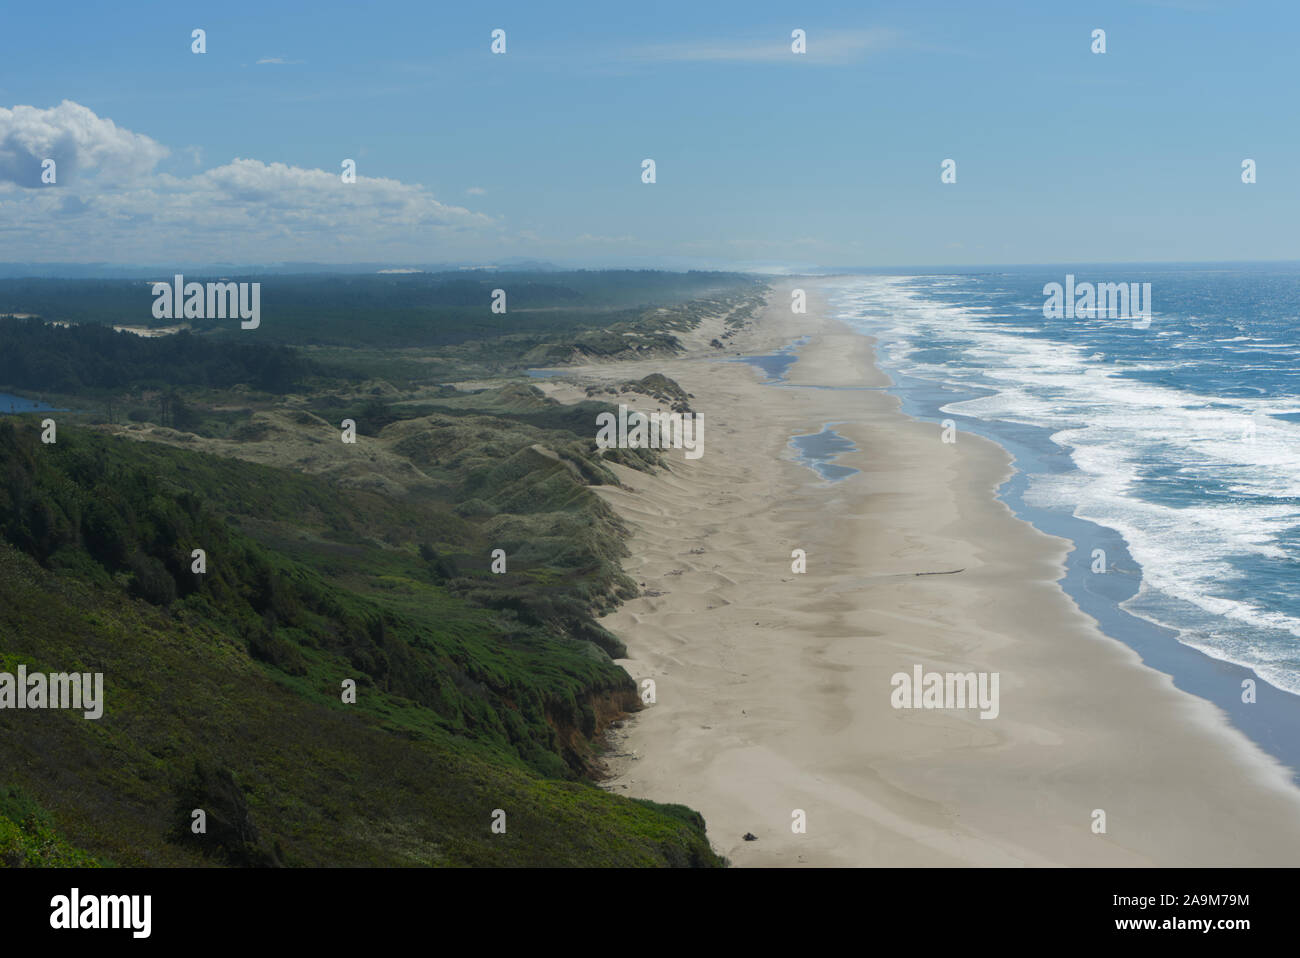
[0, 101, 495, 262]
[0, 99, 169, 187]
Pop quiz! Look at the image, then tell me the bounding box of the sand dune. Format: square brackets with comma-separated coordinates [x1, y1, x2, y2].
[571, 279, 1300, 867]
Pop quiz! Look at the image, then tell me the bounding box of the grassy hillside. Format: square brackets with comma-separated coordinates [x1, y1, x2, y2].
[0, 418, 721, 866]
[0, 269, 766, 868]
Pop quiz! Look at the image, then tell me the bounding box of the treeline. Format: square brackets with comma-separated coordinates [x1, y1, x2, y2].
[0, 319, 314, 393]
[0, 270, 754, 323]
[0, 271, 763, 349]
[234, 271, 761, 348]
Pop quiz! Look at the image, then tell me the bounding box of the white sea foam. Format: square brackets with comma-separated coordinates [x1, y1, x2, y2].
[826, 275, 1300, 693]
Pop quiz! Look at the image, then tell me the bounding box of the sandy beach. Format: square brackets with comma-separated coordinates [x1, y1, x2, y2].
[540, 278, 1300, 867]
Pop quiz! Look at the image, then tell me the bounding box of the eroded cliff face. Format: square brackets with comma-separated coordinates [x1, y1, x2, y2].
[545, 684, 642, 777]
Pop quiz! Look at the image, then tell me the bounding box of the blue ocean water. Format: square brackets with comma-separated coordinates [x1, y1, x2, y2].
[827, 265, 1300, 700]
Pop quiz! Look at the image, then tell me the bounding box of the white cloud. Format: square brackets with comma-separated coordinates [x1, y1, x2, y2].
[0, 99, 168, 187]
[0, 101, 497, 262]
[466, 186, 486, 195]
[256, 57, 304, 65]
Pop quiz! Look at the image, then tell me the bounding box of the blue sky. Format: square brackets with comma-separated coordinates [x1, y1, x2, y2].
[1, 0, 1295, 269]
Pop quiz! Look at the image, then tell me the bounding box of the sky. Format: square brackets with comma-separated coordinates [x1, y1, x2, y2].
[0, 0, 1295, 270]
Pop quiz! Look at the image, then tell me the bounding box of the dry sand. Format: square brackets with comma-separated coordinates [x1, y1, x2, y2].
[547, 278, 1300, 867]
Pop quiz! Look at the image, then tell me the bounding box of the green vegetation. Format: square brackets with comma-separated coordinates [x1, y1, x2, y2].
[0, 321, 313, 395]
[0, 786, 104, 867]
[0, 269, 766, 868]
[0, 420, 719, 865]
[0, 270, 760, 346]
[584, 373, 697, 413]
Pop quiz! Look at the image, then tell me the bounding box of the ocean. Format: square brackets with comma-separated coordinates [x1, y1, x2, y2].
[825, 265, 1300, 772]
